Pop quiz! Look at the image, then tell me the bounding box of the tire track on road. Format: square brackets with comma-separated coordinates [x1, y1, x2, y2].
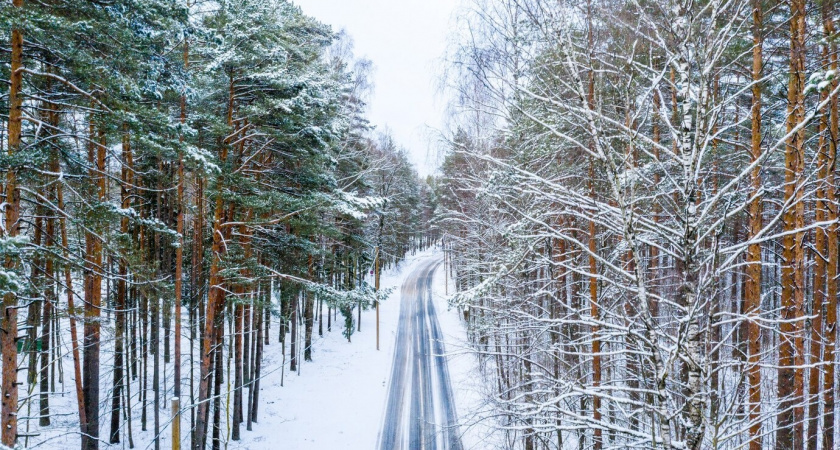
[378, 258, 462, 450]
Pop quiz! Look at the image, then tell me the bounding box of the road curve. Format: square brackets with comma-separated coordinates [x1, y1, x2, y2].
[378, 258, 463, 450]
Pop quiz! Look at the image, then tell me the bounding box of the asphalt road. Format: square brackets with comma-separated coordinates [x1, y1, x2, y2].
[378, 258, 463, 450]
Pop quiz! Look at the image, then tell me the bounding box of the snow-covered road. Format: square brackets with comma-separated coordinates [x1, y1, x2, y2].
[230, 249, 489, 450]
[229, 249, 469, 450]
[378, 258, 462, 450]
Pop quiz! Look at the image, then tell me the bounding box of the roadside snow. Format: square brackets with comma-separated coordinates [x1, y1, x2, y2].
[231, 247, 439, 449]
[234, 246, 504, 450]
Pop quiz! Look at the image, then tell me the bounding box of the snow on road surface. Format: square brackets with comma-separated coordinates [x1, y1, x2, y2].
[226, 247, 468, 449]
[233, 247, 504, 450]
[231, 249, 436, 450]
[431, 258, 507, 450]
[378, 258, 461, 450]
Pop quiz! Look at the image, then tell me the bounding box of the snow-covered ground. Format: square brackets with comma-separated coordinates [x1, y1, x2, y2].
[21, 246, 502, 450]
[231, 246, 504, 450]
[230, 248, 439, 449]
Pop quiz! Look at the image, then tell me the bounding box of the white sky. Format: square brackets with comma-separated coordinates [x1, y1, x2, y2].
[293, 0, 459, 176]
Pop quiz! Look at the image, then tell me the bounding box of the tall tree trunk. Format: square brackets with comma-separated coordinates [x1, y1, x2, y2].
[745, 2, 763, 449]
[122, 351, 135, 450]
[211, 324, 223, 450]
[243, 301, 251, 420]
[587, 178, 601, 450]
[189, 171, 204, 445]
[586, 3, 601, 442]
[82, 123, 106, 450]
[809, 13, 832, 447]
[131, 284, 138, 380]
[650, 89, 661, 321]
[290, 290, 299, 371]
[1, 1, 24, 445]
[194, 72, 235, 450]
[152, 271, 161, 450]
[110, 124, 133, 444]
[304, 255, 314, 361]
[174, 19, 188, 442]
[232, 302, 243, 440]
[202, 335, 215, 448]
[141, 257, 149, 433]
[251, 300, 264, 423]
[247, 295, 255, 430]
[39, 210, 54, 427]
[57, 155, 87, 437]
[264, 300, 270, 346]
[777, 1, 807, 448]
[822, 2, 839, 448]
[38, 69, 62, 429]
[28, 212, 43, 390]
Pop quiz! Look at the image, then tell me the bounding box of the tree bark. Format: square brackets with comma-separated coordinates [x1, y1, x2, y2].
[290, 290, 299, 371]
[809, 11, 833, 446]
[586, 4, 601, 443]
[82, 123, 106, 450]
[745, 2, 763, 449]
[1, 1, 24, 445]
[777, 1, 807, 448]
[822, 3, 839, 448]
[304, 255, 314, 361]
[232, 302, 243, 440]
[110, 124, 133, 444]
[251, 301, 264, 423]
[39, 210, 54, 427]
[194, 72, 235, 450]
[211, 323, 223, 450]
[57, 155, 88, 437]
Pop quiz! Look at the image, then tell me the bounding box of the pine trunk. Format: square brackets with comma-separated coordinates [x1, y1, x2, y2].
[290, 290, 299, 371]
[82, 124, 106, 450]
[110, 124, 133, 444]
[251, 302, 264, 423]
[39, 209, 54, 427]
[822, 3, 839, 448]
[777, 1, 807, 447]
[304, 255, 314, 361]
[211, 325, 223, 450]
[745, 2, 763, 448]
[194, 73, 234, 450]
[232, 302, 243, 440]
[1, 1, 24, 444]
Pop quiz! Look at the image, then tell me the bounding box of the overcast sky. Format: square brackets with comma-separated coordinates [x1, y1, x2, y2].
[293, 0, 459, 176]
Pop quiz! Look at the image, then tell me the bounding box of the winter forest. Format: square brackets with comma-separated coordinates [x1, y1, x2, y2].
[0, 0, 436, 449]
[2, 0, 840, 450]
[440, 0, 840, 449]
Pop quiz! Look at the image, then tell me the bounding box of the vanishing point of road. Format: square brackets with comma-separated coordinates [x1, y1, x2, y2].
[378, 258, 463, 450]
